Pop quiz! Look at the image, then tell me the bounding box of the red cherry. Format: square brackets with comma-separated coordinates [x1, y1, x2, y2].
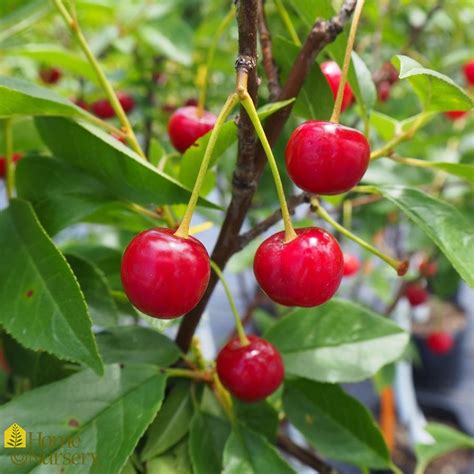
[343, 253, 360, 277]
[320, 61, 354, 112]
[117, 92, 135, 114]
[73, 98, 89, 111]
[216, 335, 284, 402]
[254, 227, 343, 307]
[121, 228, 210, 318]
[444, 110, 468, 121]
[418, 260, 438, 278]
[111, 133, 126, 144]
[426, 332, 454, 355]
[405, 283, 428, 306]
[0, 349, 9, 373]
[0, 153, 22, 177]
[185, 98, 198, 107]
[92, 99, 115, 119]
[285, 121, 370, 195]
[382, 62, 399, 85]
[168, 106, 217, 153]
[463, 59, 474, 86]
[39, 67, 62, 84]
[378, 81, 391, 102]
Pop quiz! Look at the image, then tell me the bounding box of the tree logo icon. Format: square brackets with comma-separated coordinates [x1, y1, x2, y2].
[3, 423, 26, 448]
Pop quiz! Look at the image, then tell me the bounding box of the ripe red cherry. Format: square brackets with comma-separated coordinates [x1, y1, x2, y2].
[254, 227, 343, 307]
[285, 121, 370, 195]
[444, 110, 468, 121]
[168, 106, 217, 153]
[121, 228, 210, 318]
[405, 283, 428, 306]
[378, 81, 391, 102]
[320, 60, 354, 112]
[343, 253, 360, 277]
[216, 335, 284, 402]
[418, 260, 437, 278]
[0, 349, 9, 373]
[39, 67, 62, 84]
[0, 153, 22, 177]
[73, 98, 89, 111]
[185, 98, 198, 107]
[426, 332, 454, 355]
[117, 92, 135, 114]
[92, 99, 115, 119]
[463, 59, 474, 86]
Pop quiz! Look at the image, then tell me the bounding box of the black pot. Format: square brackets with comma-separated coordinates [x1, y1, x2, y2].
[413, 328, 466, 390]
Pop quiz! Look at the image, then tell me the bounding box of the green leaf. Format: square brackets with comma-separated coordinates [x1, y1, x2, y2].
[0, 199, 103, 374]
[9, 45, 99, 85]
[415, 423, 474, 474]
[222, 423, 296, 474]
[142, 381, 194, 460]
[370, 111, 399, 141]
[0, 76, 89, 119]
[189, 412, 231, 474]
[96, 326, 180, 366]
[178, 99, 295, 189]
[146, 438, 192, 474]
[374, 185, 474, 287]
[284, 378, 391, 469]
[352, 52, 377, 113]
[414, 161, 474, 184]
[394, 55, 473, 112]
[233, 399, 279, 442]
[66, 254, 119, 328]
[0, 117, 44, 154]
[35, 117, 217, 209]
[0, 365, 166, 474]
[265, 299, 409, 383]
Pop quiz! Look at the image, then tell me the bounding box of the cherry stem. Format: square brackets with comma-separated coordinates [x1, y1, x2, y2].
[312, 198, 409, 276]
[212, 371, 235, 422]
[330, 0, 366, 124]
[164, 368, 211, 382]
[274, 0, 301, 46]
[174, 93, 239, 238]
[53, 0, 146, 160]
[210, 260, 250, 347]
[196, 6, 236, 118]
[239, 91, 297, 242]
[2, 119, 14, 201]
[191, 336, 207, 370]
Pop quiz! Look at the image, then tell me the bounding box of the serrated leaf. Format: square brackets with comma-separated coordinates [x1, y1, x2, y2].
[284, 378, 390, 469]
[96, 326, 180, 366]
[0, 365, 166, 474]
[222, 423, 296, 474]
[394, 55, 473, 112]
[189, 412, 230, 474]
[374, 185, 474, 287]
[415, 423, 474, 474]
[35, 117, 218, 209]
[142, 381, 193, 460]
[0, 199, 103, 374]
[265, 299, 409, 383]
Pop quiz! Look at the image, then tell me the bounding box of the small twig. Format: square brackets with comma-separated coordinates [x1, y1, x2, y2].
[277, 433, 340, 474]
[257, 0, 281, 100]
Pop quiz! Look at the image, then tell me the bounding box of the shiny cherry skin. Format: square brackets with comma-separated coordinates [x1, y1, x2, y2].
[0, 153, 22, 177]
[378, 81, 391, 102]
[39, 67, 62, 84]
[444, 110, 468, 121]
[117, 92, 135, 114]
[216, 335, 284, 402]
[418, 260, 437, 278]
[405, 283, 428, 307]
[463, 59, 474, 86]
[426, 332, 454, 355]
[320, 60, 354, 112]
[343, 253, 361, 277]
[121, 228, 210, 318]
[285, 121, 370, 195]
[168, 106, 217, 153]
[254, 227, 343, 307]
[92, 99, 115, 119]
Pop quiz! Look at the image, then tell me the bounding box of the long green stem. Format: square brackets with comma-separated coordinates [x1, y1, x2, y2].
[3, 119, 14, 200]
[53, 0, 145, 159]
[312, 198, 408, 276]
[174, 93, 239, 238]
[274, 0, 301, 46]
[196, 6, 236, 117]
[239, 91, 297, 242]
[330, 0, 366, 123]
[164, 368, 211, 382]
[210, 260, 249, 347]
